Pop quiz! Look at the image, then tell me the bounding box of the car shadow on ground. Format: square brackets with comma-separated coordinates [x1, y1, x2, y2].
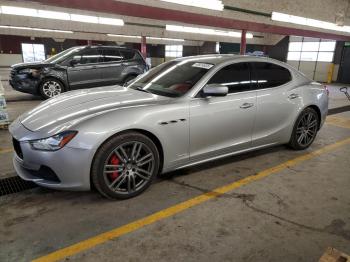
[5, 144, 291, 202]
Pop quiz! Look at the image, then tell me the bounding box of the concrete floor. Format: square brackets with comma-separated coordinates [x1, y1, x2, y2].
[0, 82, 349, 262]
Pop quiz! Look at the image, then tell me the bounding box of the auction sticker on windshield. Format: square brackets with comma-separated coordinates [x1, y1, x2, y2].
[192, 63, 214, 69]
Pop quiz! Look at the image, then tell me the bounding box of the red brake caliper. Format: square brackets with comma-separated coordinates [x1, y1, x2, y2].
[108, 154, 120, 180]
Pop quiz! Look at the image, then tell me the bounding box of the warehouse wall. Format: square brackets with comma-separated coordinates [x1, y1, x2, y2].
[286, 36, 338, 83]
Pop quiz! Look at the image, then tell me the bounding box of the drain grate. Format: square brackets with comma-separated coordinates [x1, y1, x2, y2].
[0, 176, 37, 196]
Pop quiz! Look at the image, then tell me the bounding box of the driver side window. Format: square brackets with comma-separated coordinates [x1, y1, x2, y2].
[207, 63, 251, 93]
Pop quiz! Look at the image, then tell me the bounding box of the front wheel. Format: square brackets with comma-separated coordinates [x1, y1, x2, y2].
[91, 132, 160, 199]
[288, 107, 319, 150]
[39, 78, 64, 99]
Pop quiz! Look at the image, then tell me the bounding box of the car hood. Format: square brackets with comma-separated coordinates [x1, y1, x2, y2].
[11, 61, 54, 70]
[19, 85, 168, 133]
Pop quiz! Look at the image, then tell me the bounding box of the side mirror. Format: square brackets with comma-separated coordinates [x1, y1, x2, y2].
[202, 84, 228, 97]
[69, 58, 79, 67]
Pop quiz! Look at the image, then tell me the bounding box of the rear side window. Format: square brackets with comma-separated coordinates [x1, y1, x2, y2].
[251, 62, 292, 89]
[207, 63, 251, 93]
[80, 49, 102, 64]
[102, 48, 123, 62]
[120, 50, 136, 61]
[76, 48, 102, 64]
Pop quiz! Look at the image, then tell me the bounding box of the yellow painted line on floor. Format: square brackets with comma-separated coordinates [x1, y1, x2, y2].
[0, 148, 13, 154]
[326, 116, 350, 129]
[32, 136, 350, 262]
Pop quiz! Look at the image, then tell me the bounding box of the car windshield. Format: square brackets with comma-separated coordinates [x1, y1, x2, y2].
[45, 46, 85, 64]
[127, 60, 213, 97]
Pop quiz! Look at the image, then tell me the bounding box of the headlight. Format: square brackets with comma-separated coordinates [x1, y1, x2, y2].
[19, 68, 40, 76]
[29, 131, 78, 151]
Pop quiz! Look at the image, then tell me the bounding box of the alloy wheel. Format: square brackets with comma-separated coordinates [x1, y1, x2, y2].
[42, 80, 62, 98]
[295, 112, 318, 147]
[103, 141, 155, 195]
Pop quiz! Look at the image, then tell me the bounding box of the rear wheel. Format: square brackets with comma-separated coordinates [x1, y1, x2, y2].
[123, 75, 137, 86]
[39, 78, 64, 99]
[289, 107, 319, 150]
[91, 132, 159, 199]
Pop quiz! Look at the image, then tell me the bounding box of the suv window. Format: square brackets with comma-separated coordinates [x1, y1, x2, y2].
[251, 62, 292, 89]
[102, 48, 123, 63]
[75, 48, 103, 65]
[120, 50, 136, 61]
[207, 63, 251, 93]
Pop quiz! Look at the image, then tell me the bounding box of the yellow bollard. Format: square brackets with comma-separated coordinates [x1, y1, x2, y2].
[327, 63, 335, 84]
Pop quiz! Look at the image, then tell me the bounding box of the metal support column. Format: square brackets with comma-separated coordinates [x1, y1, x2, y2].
[141, 36, 147, 59]
[240, 29, 247, 55]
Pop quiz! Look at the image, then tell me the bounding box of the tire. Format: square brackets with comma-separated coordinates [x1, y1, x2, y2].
[91, 132, 160, 199]
[123, 75, 137, 86]
[39, 78, 65, 99]
[288, 107, 319, 150]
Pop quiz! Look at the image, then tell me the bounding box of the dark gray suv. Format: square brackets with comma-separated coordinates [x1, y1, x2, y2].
[9, 46, 148, 99]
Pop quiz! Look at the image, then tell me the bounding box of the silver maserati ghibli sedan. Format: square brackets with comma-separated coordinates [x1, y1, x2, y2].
[9, 55, 328, 199]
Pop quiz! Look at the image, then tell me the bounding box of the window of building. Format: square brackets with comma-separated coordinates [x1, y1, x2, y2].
[21, 43, 45, 63]
[165, 45, 183, 58]
[216, 42, 220, 53]
[287, 37, 336, 62]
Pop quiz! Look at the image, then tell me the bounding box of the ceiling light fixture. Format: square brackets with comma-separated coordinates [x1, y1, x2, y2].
[0, 25, 73, 33]
[107, 34, 185, 42]
[0, 5, 124, 26]
[166, 25, 253, 38]
[160, 0, 224, 11]
[271, 12, 350, 33]
[107, 34, 141, 39]
[148, 36, 185, 42]
[70, 14, 99, 24]
[37, 10, 70, 20]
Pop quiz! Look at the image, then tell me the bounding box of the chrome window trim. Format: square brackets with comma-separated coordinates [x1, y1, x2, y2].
[188, 58, 295, 98]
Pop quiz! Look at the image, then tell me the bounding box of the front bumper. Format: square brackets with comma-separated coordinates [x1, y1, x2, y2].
[9, 74, 40, 95]
[10, 122, 92, 191]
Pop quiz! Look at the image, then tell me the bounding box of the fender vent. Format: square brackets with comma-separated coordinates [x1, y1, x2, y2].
[0, 176, 37, 196]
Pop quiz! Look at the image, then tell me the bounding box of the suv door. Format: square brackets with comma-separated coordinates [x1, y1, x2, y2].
[189, 62, 257, 162]
[100, 47, 125, 85]
[66, 47, 104, 89]
[250, 62, 298, 146]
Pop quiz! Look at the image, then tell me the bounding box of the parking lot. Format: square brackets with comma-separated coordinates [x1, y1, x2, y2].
[1, 81, 350, 261]
[1, 1, 350, 261]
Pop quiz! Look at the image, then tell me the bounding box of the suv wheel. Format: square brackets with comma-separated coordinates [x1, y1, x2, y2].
[39, 78, 64, 99]
[123, 75, 137, 86]
[91, 132, 160, 199]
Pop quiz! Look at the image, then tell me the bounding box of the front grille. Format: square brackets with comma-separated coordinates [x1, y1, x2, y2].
[12, 138, 23, 159]
[0, 176, 36, 196]
[10, 69, 16, 79]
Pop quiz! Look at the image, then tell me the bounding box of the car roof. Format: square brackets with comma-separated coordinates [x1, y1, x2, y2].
[81, 45, 134, 50]
[173, 54, 288, 66]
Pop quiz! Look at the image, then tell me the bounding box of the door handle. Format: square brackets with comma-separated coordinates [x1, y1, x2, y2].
[240, 103, 254, 109]
[288, 93, 300, 99]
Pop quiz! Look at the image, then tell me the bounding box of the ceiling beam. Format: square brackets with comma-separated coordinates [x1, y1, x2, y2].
[30, 0, 350, 41]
